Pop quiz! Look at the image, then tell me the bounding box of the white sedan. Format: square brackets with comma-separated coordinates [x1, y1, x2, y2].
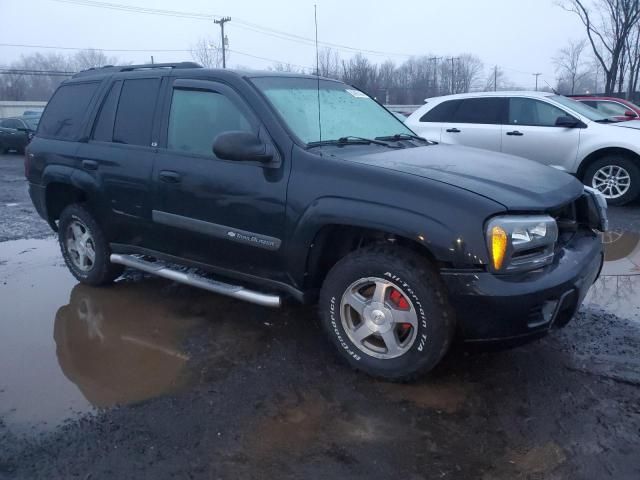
[406, 91, 640, 205]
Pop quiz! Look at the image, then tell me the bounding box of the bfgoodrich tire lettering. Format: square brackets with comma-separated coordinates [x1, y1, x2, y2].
[58, 204, 124, 286]
[319, 245, 455, 381]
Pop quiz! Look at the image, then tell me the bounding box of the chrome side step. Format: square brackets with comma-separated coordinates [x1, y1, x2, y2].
[109, 254, 281, 308]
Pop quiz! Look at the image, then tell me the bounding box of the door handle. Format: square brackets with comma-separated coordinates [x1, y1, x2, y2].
[159, 170, 182, 183]
[82, 160, 98, 170]
[506, 130, 524, 136]
[446, 128, 461, 133]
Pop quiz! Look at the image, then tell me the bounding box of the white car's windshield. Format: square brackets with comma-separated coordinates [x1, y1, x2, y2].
[252, 76, 414, 144]
[551, 95, 609, 122]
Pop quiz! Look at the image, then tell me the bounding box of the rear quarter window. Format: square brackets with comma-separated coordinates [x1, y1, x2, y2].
[419, 100, 462, 122]
[38, 82, 100, 140]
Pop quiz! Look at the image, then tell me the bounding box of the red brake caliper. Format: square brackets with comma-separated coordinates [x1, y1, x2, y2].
[389, 288, 412, 334]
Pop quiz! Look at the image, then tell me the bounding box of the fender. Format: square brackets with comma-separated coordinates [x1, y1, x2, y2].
[41, 164, 106, 222]
[286, 196, 487, 288]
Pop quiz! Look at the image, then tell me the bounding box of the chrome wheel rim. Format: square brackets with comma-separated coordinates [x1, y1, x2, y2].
[66, 219, 96, 272]
[592, 165, 631, 199]
[340, 277, 418, 360]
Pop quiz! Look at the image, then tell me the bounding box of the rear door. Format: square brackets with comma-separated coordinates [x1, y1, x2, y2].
[439, 97, 506, 151]
[150, 78, 289, 280]
[501, 97, 581, 169]
[76, 76, 162, 246]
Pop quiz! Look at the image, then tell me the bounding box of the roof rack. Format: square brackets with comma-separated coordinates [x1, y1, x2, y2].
[73, 62, 202, 78]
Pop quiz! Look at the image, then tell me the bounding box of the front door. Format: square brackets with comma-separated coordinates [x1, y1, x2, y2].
[501, 97, 581, 170]
[151, 78, 289, 281]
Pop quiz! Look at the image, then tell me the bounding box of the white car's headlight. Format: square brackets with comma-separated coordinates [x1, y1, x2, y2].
[486, 215, 558, 272]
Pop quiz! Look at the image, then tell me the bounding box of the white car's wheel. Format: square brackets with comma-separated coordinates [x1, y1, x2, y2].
[584, 156, 640, 205]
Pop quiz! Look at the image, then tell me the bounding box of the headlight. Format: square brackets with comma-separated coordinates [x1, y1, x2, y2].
[486, 215, 558, 273]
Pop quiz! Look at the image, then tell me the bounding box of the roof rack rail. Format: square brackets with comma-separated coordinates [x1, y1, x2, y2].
[73, 62, 202, 78]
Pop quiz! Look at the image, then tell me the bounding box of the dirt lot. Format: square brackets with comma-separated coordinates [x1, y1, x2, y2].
[1, 153, 639, 479]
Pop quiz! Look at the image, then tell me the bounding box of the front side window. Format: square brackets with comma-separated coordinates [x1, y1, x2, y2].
[508, 98, 568, 127]
[452, 98, 505, 124]
[251, 77, 413, 144]
[113, 78, 160, 146]
[2, 119, 21, 129]
[39, 82, 100, 140]
[167, 89, 253, 156]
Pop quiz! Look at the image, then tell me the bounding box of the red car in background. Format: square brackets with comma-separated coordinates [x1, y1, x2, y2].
[570, 95, 640, 122]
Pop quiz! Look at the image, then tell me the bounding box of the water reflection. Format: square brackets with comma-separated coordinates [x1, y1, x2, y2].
[54, 283, 200, 408]
[584, 230, 640, 319]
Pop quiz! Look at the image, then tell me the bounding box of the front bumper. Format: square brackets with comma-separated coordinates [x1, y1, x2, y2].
[441, 231, 603, 341]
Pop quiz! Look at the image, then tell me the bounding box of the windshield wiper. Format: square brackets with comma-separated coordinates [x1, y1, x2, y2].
[595, 118, 620, 123]
[307, 136, 400, 148]
[375, 133, 430, 143]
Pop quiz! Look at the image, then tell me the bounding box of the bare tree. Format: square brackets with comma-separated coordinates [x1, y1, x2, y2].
[269, 62, 305, 74]
[317, 47, 340, 78]
[484, 66, 508, 91]
[190, 37, 223, 68]
[561, 0, 640, 94]
[455, 54, 484, 93]
[554, 39, 589, 93]
[625, 21, 640, 98]
[72, 49, 118, 71]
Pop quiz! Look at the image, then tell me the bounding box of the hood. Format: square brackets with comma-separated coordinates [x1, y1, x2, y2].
[342, 144, 584, 210]
[610, 119, 640, 130]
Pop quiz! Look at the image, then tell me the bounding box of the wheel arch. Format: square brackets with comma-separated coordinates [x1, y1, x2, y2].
[577, 147, 640, 181]
[43, 167, 100, 230]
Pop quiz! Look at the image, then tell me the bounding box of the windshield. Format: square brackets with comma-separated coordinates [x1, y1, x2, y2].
[24, 118, 39, 130]
[251, 77, 414, 144]
[551, 95, 609, 121]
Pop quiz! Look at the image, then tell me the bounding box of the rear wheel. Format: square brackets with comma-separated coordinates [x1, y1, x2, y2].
[319, 245, 455, 381]
[584, 155, 640, 205]
[58, 204, 124, 285]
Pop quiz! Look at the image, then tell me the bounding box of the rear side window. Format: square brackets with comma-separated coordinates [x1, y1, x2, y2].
[92, 81, 121, 142]
[113, 78, 160, 146]
[1, 119, 21, 129]
[38, 82, 100, 140]
[452, 98, 505, 124]
[420, 100, 461, 122]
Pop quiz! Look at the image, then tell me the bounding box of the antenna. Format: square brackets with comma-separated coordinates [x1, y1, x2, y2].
[314, 4, 322, 142]
[542, 78, 559, 95]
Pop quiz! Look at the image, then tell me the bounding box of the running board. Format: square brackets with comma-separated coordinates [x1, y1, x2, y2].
[109, 254, 281, 308]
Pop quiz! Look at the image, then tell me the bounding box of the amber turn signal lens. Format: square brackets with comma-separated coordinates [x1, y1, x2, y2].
[491, 226, 508, 270]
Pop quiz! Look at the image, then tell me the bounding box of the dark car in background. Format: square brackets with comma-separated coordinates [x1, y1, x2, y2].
[571, 96, 640, 122]
[0, 126, 30, 154]
[0, 116, 39, 153]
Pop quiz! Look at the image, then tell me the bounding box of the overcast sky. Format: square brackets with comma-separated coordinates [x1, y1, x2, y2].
[2, 0, 587, 89]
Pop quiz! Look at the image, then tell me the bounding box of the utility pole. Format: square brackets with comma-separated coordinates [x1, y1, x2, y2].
[450, 57, 459, 94]
[214, 16, 231, 68]
[150, 55, 154, 65]
[494, 65, 498, 92]
[532, 73, 542, 91]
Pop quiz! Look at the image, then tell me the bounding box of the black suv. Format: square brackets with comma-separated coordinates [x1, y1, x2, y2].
[26, 62, 607, 380]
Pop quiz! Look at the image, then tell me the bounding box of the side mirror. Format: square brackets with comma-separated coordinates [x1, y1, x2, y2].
[555, 115, 585, 128]
[212, 131, 274, 163]
[624, 109, 637, 118]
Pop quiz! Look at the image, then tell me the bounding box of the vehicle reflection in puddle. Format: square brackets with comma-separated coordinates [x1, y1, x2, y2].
[584, 230, 640, 319]
[0, 238, 201, 433]
[54, 283, 198, 408]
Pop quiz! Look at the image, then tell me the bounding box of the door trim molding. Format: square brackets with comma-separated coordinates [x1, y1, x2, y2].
[152, 210, 281, 251]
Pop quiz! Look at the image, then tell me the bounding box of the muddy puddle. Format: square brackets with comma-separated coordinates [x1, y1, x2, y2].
[0, 238, 203, 434]
[0, 229, 639, 437]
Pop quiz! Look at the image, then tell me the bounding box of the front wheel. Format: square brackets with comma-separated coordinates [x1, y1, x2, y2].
[318, 245, 455, 381]
[584, 156, 640, 205]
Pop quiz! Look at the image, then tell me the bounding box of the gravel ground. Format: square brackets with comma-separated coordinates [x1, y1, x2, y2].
[1, 152, 639, 480]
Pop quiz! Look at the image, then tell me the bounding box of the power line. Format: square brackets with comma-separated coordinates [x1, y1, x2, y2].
[45, 0, 417, 58]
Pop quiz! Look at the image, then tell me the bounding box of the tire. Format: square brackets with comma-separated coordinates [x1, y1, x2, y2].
[318, 245, 455, 381]
[58, 204, 124, 285]
[583, 155, 640, 206]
